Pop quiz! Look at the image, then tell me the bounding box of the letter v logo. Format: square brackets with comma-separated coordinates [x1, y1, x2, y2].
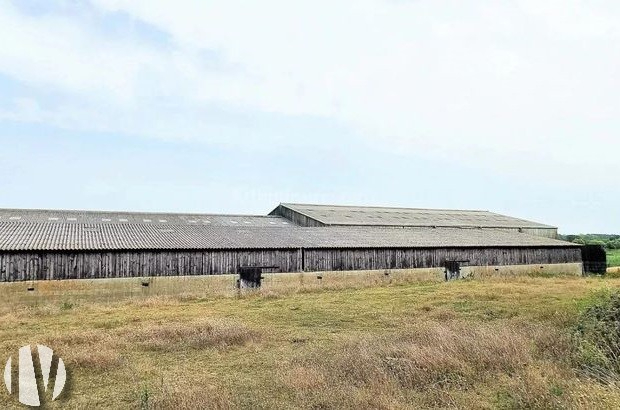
[4, 345, 67, 407]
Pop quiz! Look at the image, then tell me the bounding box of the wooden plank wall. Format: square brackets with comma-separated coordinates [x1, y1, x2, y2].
[0, 247, 581, 281]
[302, 247, 582, 272]
[0, 249, 301, 281]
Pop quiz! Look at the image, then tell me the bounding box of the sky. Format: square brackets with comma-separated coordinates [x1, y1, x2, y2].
[0, 0, 618, 234]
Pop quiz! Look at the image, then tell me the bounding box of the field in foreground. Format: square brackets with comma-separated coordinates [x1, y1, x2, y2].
[2, 275, 620, 409]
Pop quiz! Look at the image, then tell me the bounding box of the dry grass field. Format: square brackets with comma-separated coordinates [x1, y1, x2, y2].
[2, 272, 620, 409]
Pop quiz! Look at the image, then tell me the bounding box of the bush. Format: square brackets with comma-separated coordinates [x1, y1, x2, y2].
[573, 291, 620, 383]
[563, 234, 620, 250]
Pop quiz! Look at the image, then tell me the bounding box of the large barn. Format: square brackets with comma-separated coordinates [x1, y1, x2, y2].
[0, 204, 582, 282]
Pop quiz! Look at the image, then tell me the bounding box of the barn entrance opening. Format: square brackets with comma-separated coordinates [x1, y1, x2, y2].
[237, 265, 280, 289]
[444, 260, 470, 280]
[581, 245, 607, 275]
[445, 261, 460, 280]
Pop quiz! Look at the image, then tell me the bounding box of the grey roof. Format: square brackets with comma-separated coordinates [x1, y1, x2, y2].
[0, 222, 577, 251]
[0, 208, 292, 227]
[277, 203, 556, 229]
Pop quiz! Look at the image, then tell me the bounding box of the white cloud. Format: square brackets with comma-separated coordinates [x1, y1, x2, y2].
[1, 0, 619, 180]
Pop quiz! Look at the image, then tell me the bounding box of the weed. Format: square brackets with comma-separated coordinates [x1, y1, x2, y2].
[60, 300, 74, 310]
[140, 385, 151, 410]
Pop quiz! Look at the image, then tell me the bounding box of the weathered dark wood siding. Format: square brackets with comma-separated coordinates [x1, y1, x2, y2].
[0, 246, 580, 281]
[302, 247, 581, 272]
[0, 249, 301, 281]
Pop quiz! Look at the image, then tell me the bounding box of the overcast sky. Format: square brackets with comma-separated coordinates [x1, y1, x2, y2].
[0, 0, 618, 233]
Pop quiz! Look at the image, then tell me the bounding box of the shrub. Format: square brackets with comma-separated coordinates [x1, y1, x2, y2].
[573, 291, 620, 383]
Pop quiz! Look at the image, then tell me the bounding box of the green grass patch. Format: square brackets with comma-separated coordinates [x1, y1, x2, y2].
[608, 249, 620, 267]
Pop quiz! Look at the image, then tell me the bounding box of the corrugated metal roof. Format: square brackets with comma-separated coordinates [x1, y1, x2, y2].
[0, 222, 576, 251]
[0, 208, 291, 227]
[277, 203, 556, 229]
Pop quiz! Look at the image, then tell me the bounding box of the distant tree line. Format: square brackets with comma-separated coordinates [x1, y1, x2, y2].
[559, 234, 620, 249]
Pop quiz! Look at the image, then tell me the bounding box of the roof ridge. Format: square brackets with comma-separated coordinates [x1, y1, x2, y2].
[281, 203, 490, 213]
[0, 208, 281, 218]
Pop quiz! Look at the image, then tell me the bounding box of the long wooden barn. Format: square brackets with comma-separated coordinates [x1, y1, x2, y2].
[0, 204, 581, 281]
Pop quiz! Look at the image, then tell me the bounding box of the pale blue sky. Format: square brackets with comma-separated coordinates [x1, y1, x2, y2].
[0, 0, 618, 233]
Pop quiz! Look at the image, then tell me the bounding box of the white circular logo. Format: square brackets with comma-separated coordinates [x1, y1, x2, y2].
[4, 345, 67, 407]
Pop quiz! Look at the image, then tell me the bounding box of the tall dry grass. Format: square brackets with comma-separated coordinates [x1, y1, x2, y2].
[41, 318, 260, 374]
[279, 320, 614, 409]
[0, 269, 442, 315]
[142, 380, 232, 410]
[130, 319, 260, 352]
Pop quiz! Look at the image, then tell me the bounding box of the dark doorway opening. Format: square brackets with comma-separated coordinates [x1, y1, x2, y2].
[444, 260, 470, 281]
[237, 265, 280, 289]
[582, 245, 607, 275]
